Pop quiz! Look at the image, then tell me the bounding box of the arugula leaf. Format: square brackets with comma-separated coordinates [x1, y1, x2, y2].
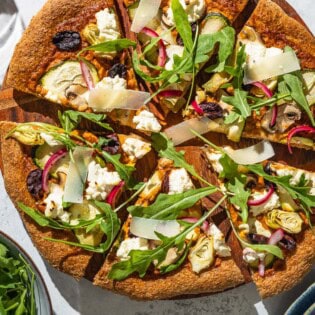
[218, 154, 239, 179]
[108, 196, 226, 280]
[101, 152, 135, 187]
[202, 27, 235, 72]
[228, 177, 250, 223]
[79, 39, 136, 54]
[222, 89, 251, 119]
[171, 0, 193, 51]
[283, 72, 315, 126]
[128, 186, 217, 220]
[58, 110, 112, 133]
[151, 132, 211, 186]
[94, 201, 121, 252]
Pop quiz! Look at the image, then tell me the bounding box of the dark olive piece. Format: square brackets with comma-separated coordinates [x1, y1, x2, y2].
[247, 233, 269, 244]
[103, 134, 120, 155]
[52, 31, 81, 51]
[108, 64, 127, 79]
[278, 234, 296, 251]
[264, 162, 273, 175]
[27, 169, 44, 200]
[176, 22, 197, 45]
[199, 102, 223, 120]
[161, 171, 171, 194]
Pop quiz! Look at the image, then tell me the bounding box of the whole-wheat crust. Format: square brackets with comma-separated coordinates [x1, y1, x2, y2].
[0, 121, 103, 280]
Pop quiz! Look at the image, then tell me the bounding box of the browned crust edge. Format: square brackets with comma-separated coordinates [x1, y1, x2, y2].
[246, 0, 315, 69]
[93, 257, 245, 300]
[6, 0, 113, 93]
[0, 121, 103, 280]
[253, 228, 315, 298]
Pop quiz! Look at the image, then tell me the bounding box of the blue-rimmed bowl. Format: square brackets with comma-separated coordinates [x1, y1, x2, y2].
[0, 231, 53, 315]
[285, 283, 315, 315]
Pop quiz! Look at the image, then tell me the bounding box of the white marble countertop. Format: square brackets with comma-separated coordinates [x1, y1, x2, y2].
[0, 1, 314, 314]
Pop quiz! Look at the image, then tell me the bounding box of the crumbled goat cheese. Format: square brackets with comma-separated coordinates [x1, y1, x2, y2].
[96, 75, 127, 90]
[243, 247, 265, 264]
[163, 0, 205, 26]
[165, 45, 184, 71]
[44, 183, 66, 220]
[168, 168, 194, 194]
[249, 190, 280, 216]
[117, 237, 149, 260]
[254, 220, 271, 238]
[40, 133, 62, 146]
[133, 110, 162, 132]
[96, 8, 120, 41]
[206, 152, 223, 174]
[208, 224, 231, 257]
[122, 137, 151, 161]
[85, 161, 121, 201]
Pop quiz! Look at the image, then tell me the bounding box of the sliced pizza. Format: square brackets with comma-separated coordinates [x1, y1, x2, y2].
[203, 140, 315, 298]
[0, 111, 152, 279]
[123, 0, 249, 117]
[164, 0, 315, 151]
[94, 149, 245, 299]
[5, 0, 162, 132]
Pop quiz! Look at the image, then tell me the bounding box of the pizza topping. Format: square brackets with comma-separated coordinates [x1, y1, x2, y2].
[130, 0, 162, 33]
[85, 160, 121, 201]
[27, 169, 44, 200]
[168, 168, 194, 194]
[116, 237, 149, 260]
[122, 137, 151, 161]
[223, 141, 275, 165]
[249, 190, 280, 216]
[207, 224, 231, 257]
[52, 31, 81, 51]
[130, 217, 181, 240]
[106, 181, 125, 207]
[278, 234, 296, 251]
[44, 182, 65, 220]
[247, 184, 275, 206]
[108, 63, 127, 79]
[95, 9, 120, 41]
[247, 233, 268, 244]
[287, 125, 315, 154]
[265, 209, 303, 234]
[188, 235, 214, 273]
[79, 61, 95, 90]
[162, 0, 206, 26]
[267, 228, 284, 245]
[254, 220, 271, 238]
[242, 247, 265, 265]
[42, 148, 67, 193]
[199, 102, 223, 120]
[102, 134, 120, 155]
[133, 110, 162, 132]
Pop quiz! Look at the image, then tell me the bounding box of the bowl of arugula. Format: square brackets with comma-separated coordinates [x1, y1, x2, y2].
[0, 231, 52, 315]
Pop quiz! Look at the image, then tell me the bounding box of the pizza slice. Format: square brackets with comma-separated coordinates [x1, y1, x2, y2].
[123, 0, 249, 117]
[0, 111, 152, 279]
[5, 0, 162, 133]
[203, 139, 315, 298]
[93, 147, 245, 299]
[164, 0, 315, 151]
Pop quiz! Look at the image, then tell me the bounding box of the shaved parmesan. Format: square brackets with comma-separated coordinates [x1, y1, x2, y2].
[244, 50, 301, 85]
[130, 0, 161, 33]
[224, 141, 275, 165]
[88, 88, 150, 112]
[63, 147, 93, 203]
[130, 217, 181, 240]
[165, 117, 229, 146]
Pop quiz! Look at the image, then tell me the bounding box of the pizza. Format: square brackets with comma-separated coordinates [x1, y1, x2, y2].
[1, 0, 315, 301]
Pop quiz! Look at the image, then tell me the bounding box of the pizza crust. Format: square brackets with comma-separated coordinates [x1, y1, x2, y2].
[0, 121, 104, 280]
[6, 0, 113, 93]
[246, 0, 315, 69]
[94, 254, 245, 300]
[252, 228, 315, 298]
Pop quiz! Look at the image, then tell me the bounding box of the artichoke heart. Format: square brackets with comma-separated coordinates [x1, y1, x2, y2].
[9, 125, 45, 145]
[188, 236, 214, 274]
[265, 209, 303, 234]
